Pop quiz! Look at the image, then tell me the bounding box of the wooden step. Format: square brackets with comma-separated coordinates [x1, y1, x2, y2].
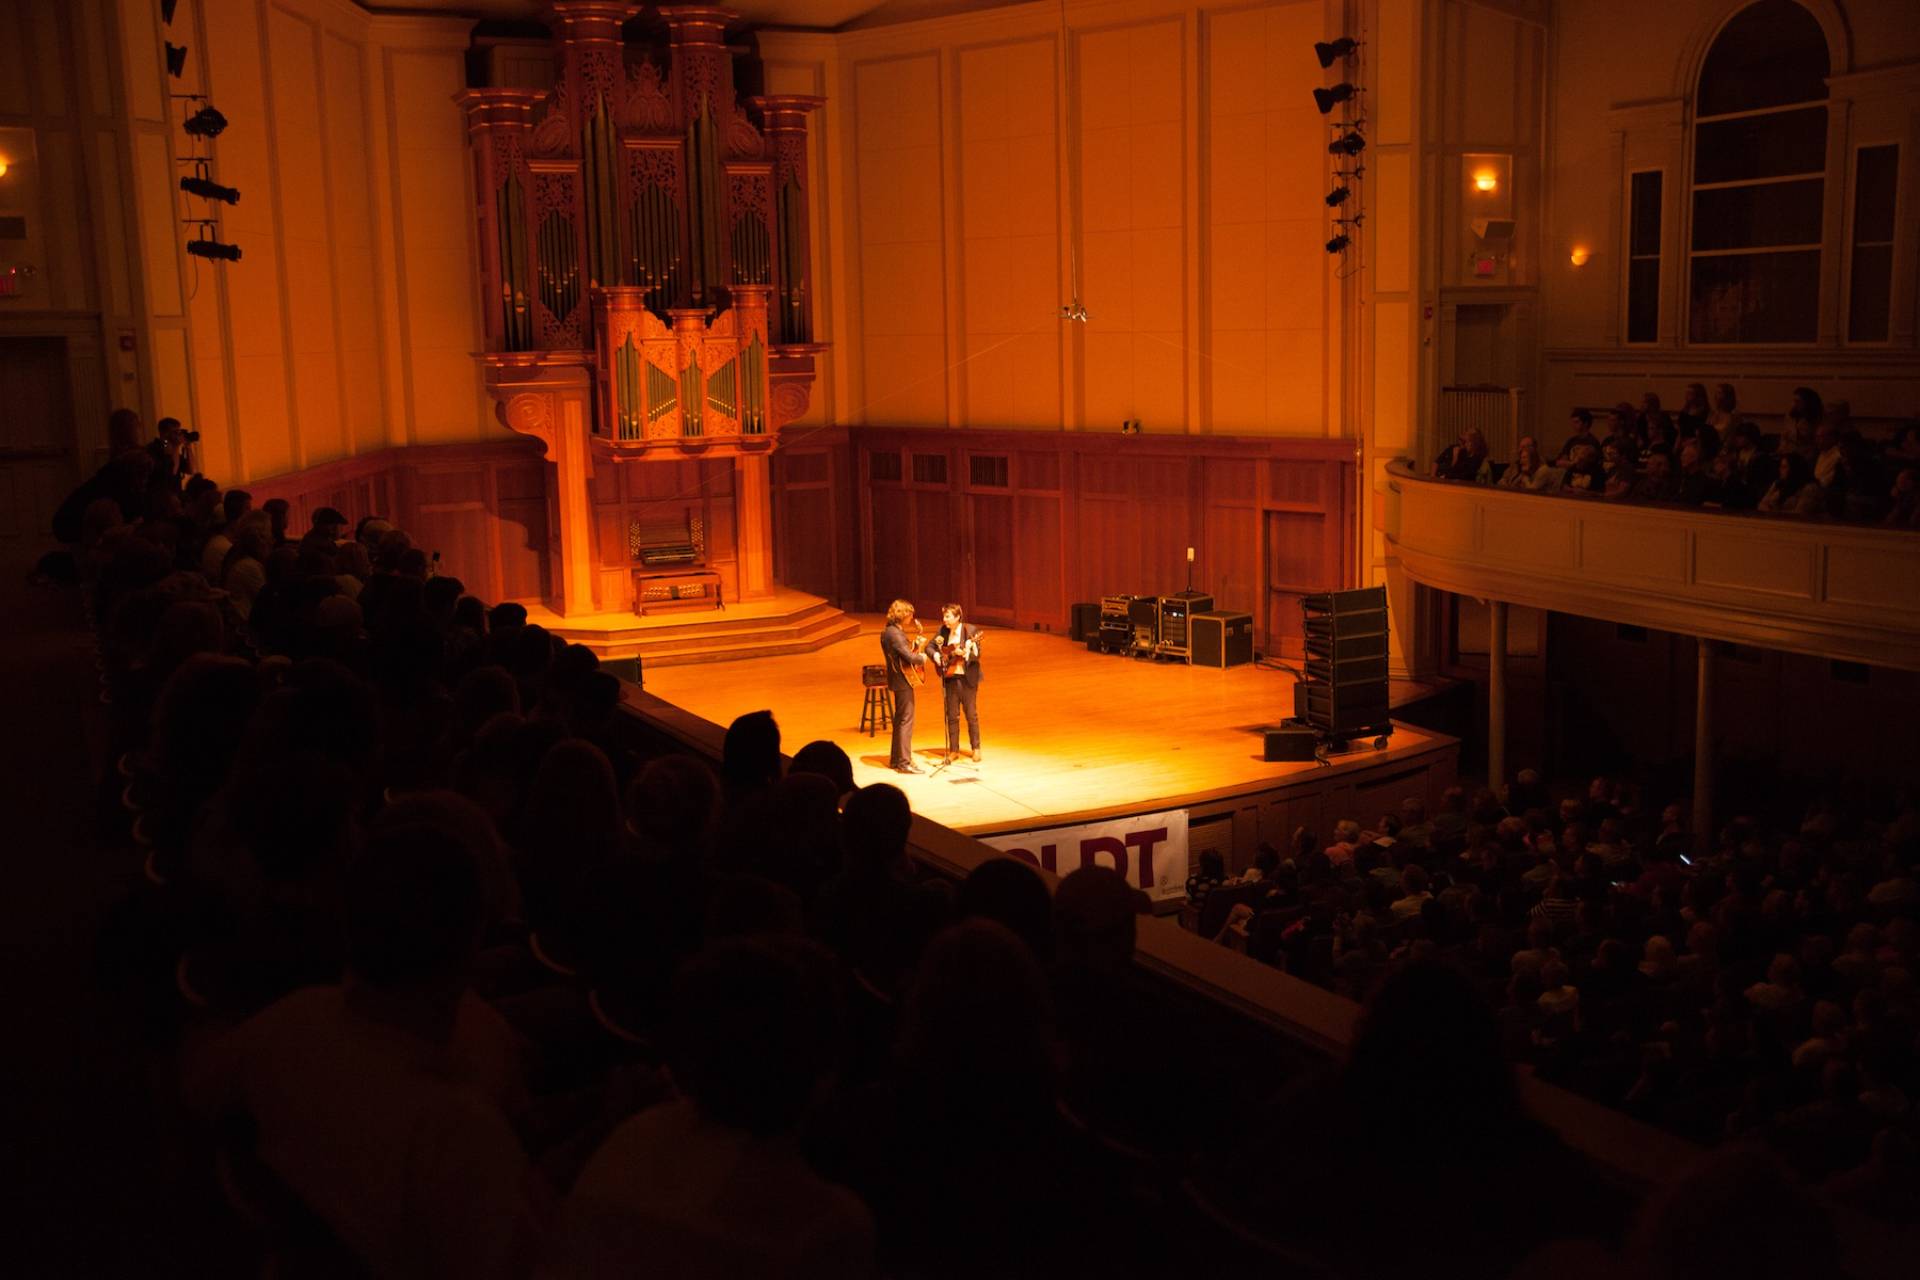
[546, 599, 843, 647]
[631, 617, 863, 668]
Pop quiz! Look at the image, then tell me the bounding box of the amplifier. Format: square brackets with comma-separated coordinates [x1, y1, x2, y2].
[1190, 610, 1253, 669]
[1070, 602, 1101, 641]
[1155, 592, 1214, 656]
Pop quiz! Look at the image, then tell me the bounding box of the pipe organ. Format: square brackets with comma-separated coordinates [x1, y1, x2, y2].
[457, 3, 825, 617]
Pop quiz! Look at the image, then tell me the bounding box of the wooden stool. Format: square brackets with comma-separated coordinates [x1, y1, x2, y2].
[860, 665, 893, 736]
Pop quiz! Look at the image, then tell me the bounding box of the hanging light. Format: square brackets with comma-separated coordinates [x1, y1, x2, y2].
[1326, 234, 1351, 254]
[1328, 132, 1366, 156]
[1315, 38, 1359, 68]
[1313, 84, 1355, 115]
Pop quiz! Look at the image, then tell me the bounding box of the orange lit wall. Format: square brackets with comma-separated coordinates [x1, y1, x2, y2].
[131, 0, 498, 485]
[764, 0, 1344, 438]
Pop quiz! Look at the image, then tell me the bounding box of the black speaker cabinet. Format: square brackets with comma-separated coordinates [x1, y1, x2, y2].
[1070, 602, 1101, 642]
[1264, 725, 1318, 761]
[1191, 610, 1253, 669]
[1300, 586, 1391, 739]
[602, 655, 643, 687]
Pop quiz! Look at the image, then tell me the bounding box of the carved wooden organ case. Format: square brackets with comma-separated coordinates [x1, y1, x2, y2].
[457, 3, 824, 459]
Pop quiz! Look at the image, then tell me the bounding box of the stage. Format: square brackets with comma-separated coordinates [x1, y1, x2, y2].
[638, 617, 1460, 857]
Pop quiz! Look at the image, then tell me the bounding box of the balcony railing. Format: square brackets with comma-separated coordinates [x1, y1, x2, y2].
[1385, 460, 1920, 671]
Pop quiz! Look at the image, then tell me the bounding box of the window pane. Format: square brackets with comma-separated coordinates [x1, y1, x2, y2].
[1696, 1, 1830, 116]
[1630, 172, 1663, 256]
[1854, 144, 1899, 242]
[1689, 250, 1820, 342]
[1628, 259, 1661, 342]
[911, 453, 948, 485]
[967, 455, 1009, 487]
[1694, 107, 1827, 184]
[1849, 245, 1893, 342]
[1691, 178, 1823, 250]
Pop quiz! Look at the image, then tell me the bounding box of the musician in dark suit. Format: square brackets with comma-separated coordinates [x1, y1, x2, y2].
[880, 598, 930, 773]
[933, 603, 983, 763]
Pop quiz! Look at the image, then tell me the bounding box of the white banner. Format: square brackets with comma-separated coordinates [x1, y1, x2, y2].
[978, 808, 1190, 901]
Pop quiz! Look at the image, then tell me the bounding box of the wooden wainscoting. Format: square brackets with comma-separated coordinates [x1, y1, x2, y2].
[245, 440, 551, 606]
[814, 428, 1357, 656]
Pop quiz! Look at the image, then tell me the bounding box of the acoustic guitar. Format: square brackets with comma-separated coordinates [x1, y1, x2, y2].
[932, 627, 986, 680]
[903, 619, 931, 687]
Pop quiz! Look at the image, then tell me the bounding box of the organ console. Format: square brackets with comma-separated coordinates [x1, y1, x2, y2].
[456, 3, 825, 618]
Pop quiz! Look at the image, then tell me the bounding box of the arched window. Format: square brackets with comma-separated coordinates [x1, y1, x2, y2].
[1688, 1, 1830, 343]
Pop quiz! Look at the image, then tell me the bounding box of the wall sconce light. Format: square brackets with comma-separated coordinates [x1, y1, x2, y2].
[1570, 246, 1591, 267]
[0, 156, 10, 179]
[1473, 171, 1498, 192]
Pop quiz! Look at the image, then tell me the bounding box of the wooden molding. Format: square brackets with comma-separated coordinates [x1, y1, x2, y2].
[1386, 462, 1920, 671]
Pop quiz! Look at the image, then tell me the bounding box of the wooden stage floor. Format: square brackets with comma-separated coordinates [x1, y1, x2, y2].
[641, 617, 1454, 836]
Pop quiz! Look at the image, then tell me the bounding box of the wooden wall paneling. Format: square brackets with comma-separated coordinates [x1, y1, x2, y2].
[966, 490, 1015, 619]
[869, 484, 912, 608]
[913, 487, 958, 611]
[1013, 492, 1063, 625]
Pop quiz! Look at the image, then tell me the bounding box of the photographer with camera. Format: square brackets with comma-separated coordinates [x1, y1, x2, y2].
[146, 416, 201, 489]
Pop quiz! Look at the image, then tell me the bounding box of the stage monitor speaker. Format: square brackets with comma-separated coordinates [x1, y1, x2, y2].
[1264, 725, 1318, 761]
[1191, 610, 1252, 669]
[1070, 602, 1101, 641]
[602, 655, 642, 687]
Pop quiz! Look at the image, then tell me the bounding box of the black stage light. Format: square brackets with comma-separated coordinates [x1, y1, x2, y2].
[1313, 84, 1355, 115]
[1326, 187, 1351, 207]
[1328, 132, 1366, 156]
[1315, 38, 1359, 68]
[166, 43, 187, 78]
[187, 237, 242, 262]
[181, 176, 241, 204]
[184, 105, 228, 137]
[1326, 234, 1351, 254]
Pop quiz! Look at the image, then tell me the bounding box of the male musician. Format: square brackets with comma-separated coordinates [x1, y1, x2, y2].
[932, 603, 983, 763]
[879, 599, 931, 773]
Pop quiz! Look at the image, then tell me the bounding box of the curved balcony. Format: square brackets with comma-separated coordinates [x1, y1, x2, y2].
[1384, 460, 1920, 672]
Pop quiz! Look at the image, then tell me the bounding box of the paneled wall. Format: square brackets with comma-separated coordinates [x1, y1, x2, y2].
[127, 0, 497, 486]
[244, 439, 550, 607]
[828, 426, 1354, 655]
[772, 0, 1343, 437]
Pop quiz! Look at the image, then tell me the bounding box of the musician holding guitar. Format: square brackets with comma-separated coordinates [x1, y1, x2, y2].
[932, 604, 984, 764]
[880, 599, 933, 773]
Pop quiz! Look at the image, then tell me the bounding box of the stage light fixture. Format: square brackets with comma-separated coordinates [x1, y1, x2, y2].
[162, 0, 180, 23]
[166, 43, 187, 78]
[183, 106, 228, 138]
[1328, 132, 1366, 156]
[1315, 38, 1359, 68]
[187, 236, 242, 262]
[181, 176, 241, 204]
[1313, 84, 1355, 115]
[1325, 187, 1350, 207]
[1326, 234, 1351, 254]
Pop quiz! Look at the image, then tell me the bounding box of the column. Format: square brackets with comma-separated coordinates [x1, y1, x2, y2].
[734, 453, 774, 600]
[1488, 599, 1508, 797]
[1693, 639, 1714, 849]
